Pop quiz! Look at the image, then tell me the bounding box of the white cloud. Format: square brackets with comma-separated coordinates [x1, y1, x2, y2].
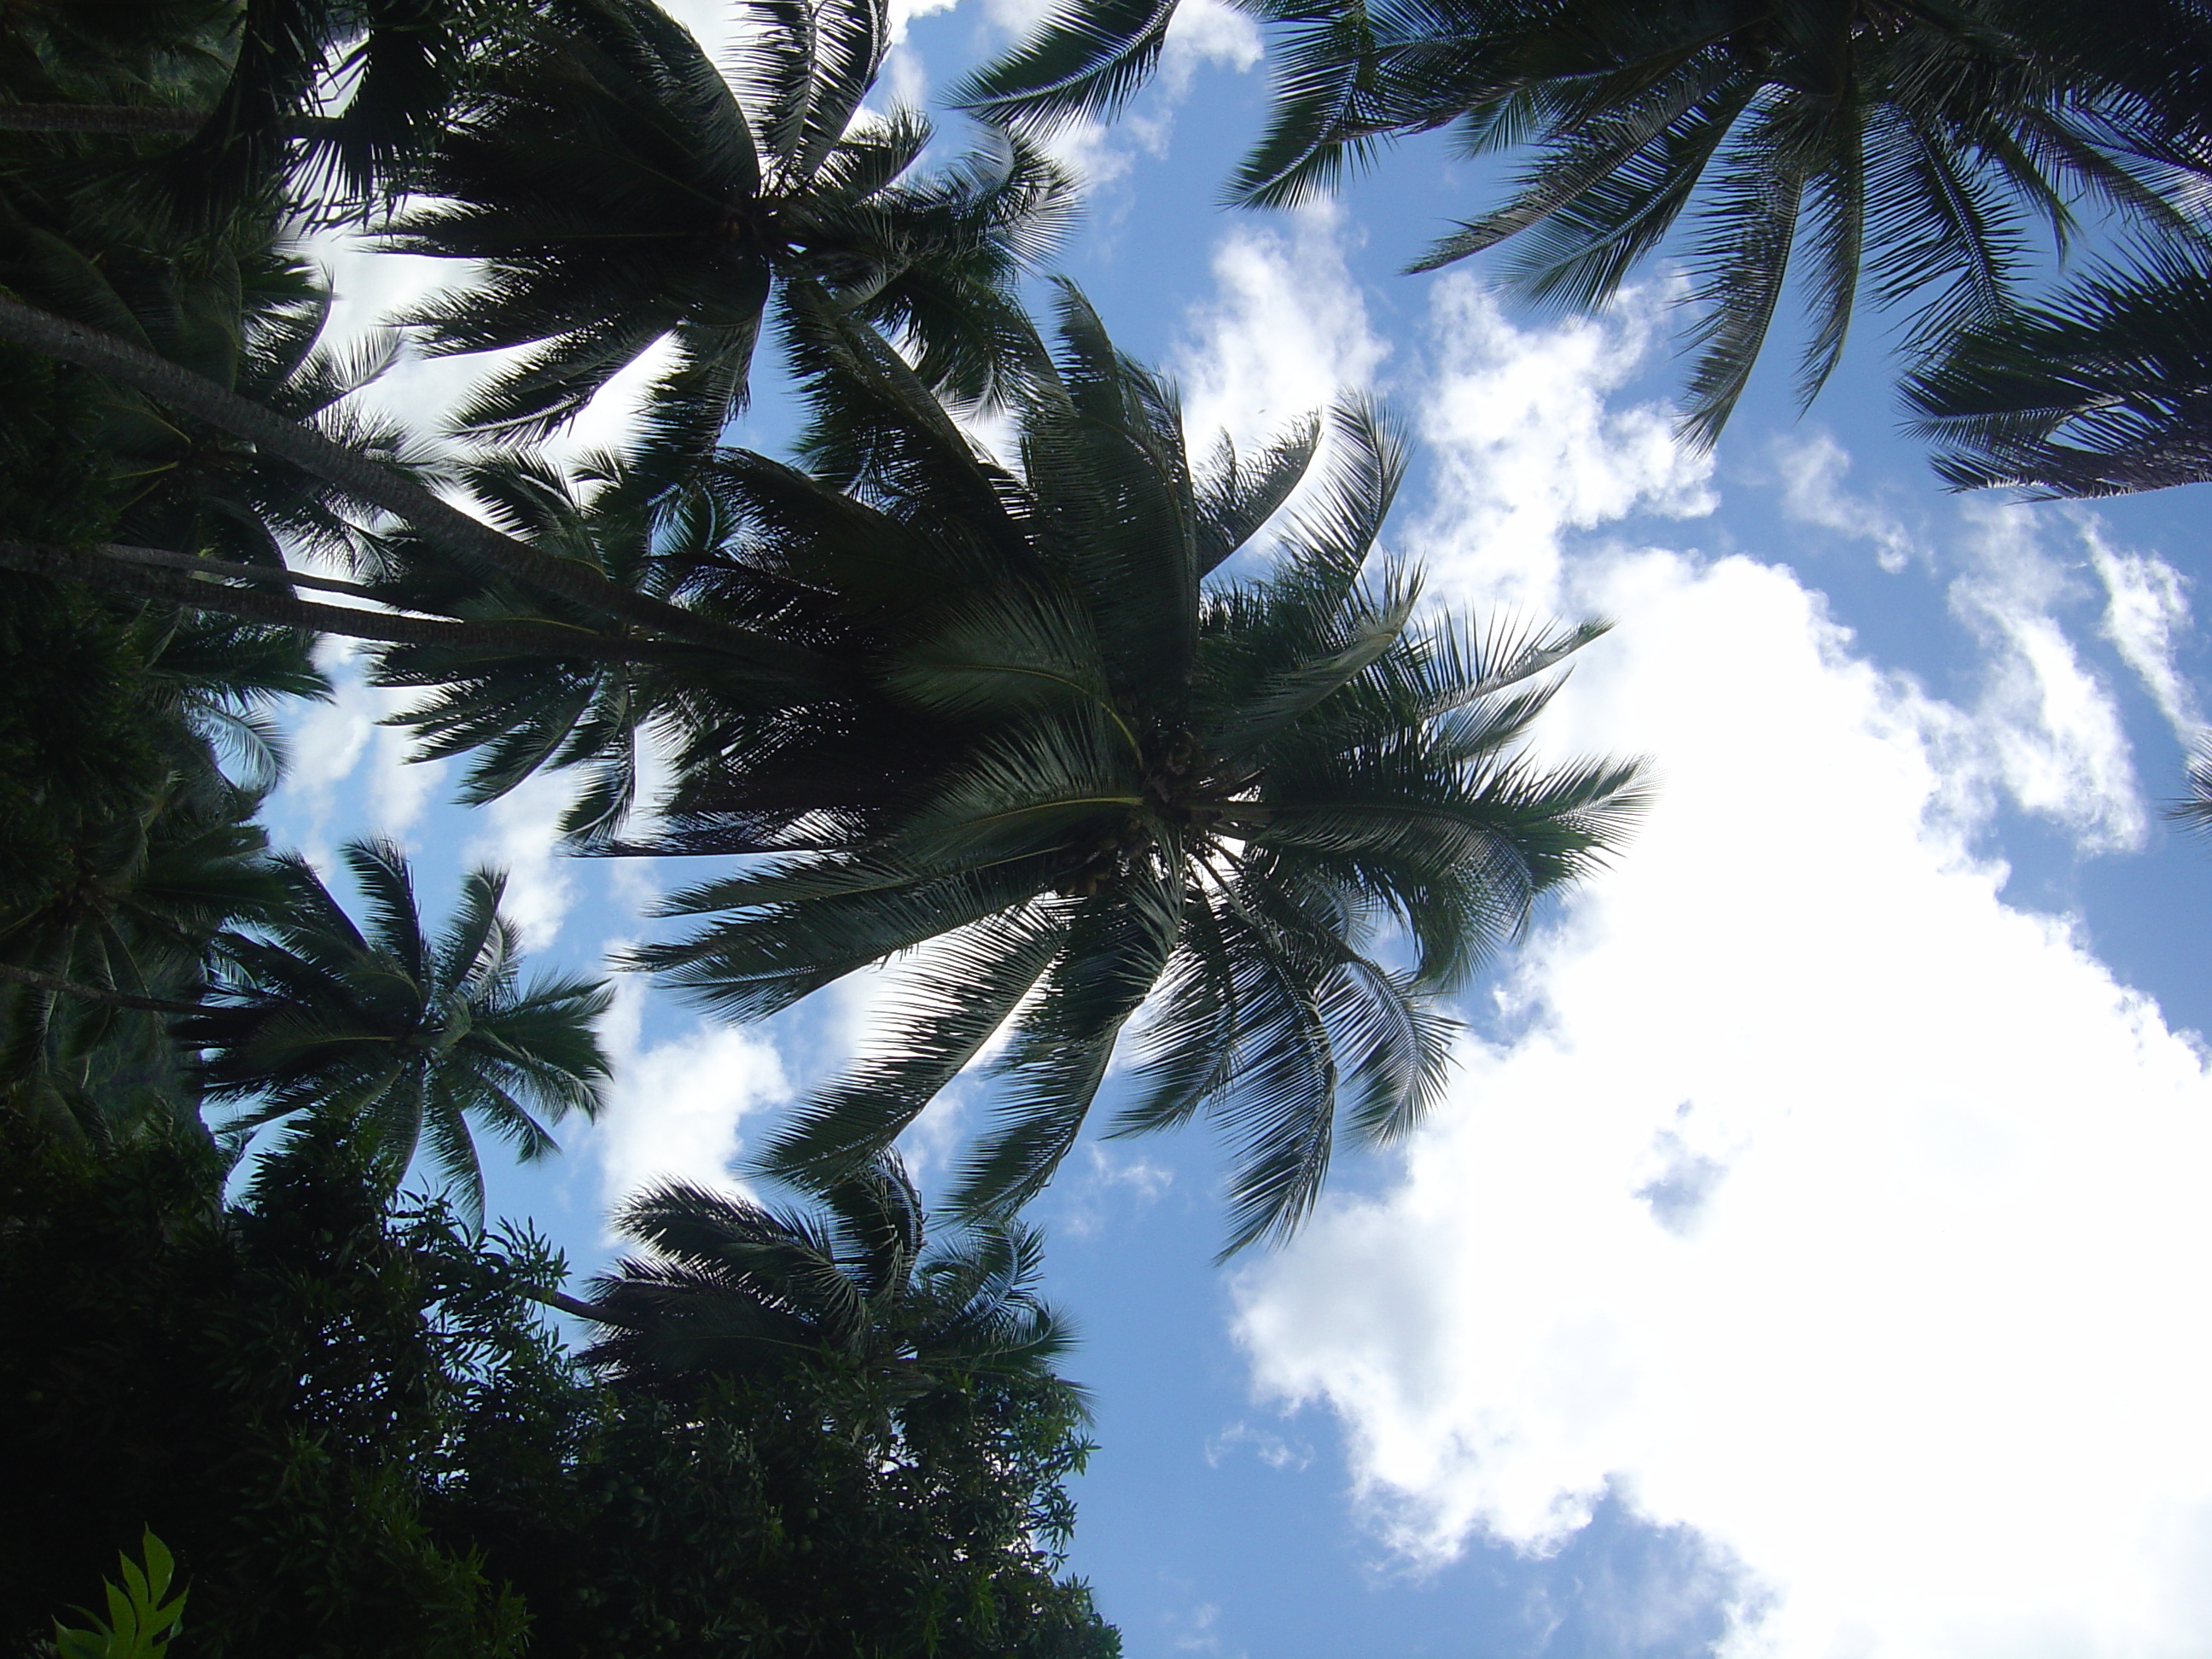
[889, 0, 961, 44]
[1408, 278, 1716, 615]
[275, 639, 377, 859]
[467, 770, 580, 950]
[1770, 429, 1918, 574]
[1231, 291, 2212, 1659]
[268, 638, 450, 859]
[1173, 210, 1387, 468]
[1160, 0, 1263, 87]
[1948, 503, 2145, 853]
[591, 975, 793, 1209]
[1205, 1419, 1315, 1473]
[2088, 524, 2203, 746]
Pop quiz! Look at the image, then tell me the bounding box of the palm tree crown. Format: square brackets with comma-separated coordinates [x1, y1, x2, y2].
[624, 287, 1642, 1253]
[184, 836, 612, 1217]
[958, 0, 2206, 443]
[386, 0, 1073, 467]
[578, 1153, 1076, 1400]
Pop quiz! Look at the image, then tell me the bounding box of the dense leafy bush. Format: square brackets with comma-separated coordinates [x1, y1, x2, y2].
[0, 1117, 1117, 1657]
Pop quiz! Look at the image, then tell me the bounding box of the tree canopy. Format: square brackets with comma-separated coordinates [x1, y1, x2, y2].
[0, 1114, 1117, 1658]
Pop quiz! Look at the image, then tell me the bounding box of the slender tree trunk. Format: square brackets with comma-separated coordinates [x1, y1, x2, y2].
[527, 1285, 643, 1329]
[92, 540, 413, 604]
[0, 296, 835, 680]
[0, 106, 359, 140]
[0, 538, 706, 663]
[0, 104, 202, 135]
[0, 961, 199, 1015]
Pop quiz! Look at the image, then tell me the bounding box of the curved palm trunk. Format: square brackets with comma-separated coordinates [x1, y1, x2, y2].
[526, 1284, 645, 1330]
[0, 105, 203, 135]
[0, 297, 835, 680]
[71, 540, 421, 603]
[0, 539, 707, 663]
[0, 961, 199, 1015]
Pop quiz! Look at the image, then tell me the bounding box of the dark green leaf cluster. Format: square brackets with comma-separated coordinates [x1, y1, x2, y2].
[181, 838, 614, 1221]
[0, 1118, 538, 1657]
[0, 584, 319, 1139]
[578, 1152, 1083, 1406]
[0, 1113, 1119, 1659]
[1906, 238, 2212, 492]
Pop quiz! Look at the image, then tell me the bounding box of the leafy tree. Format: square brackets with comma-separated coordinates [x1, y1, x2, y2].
[0, 0, 1631, 1264]
[574, 1152, 1077, 1400]
[626, 287, 1641, 1251]
[0, 0, 537, 227]
[0, 1117, 536, 1659]
[182, 837, 614, 1220]
[0, 1111, 1120, 1659]
[1905, 241, 2212, 494]
[958, 0, 2208, 441]
[0, 592, 318, 1140]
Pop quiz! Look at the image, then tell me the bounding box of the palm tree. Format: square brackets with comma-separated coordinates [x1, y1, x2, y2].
[0, 0, 535, 228]
[385, 0, 1072, 467]
[1, 593, 319, 1137]
[182, 837, 613, 1219]
[958, 0, 2206, 444]
[573, 1153, 1077, 1403]
[626, 286, 1642, 1253]
[0, 0, 1056, 720]
[1904, 242, 2212, 495]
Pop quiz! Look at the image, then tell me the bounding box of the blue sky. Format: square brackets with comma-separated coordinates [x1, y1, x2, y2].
[260, 6, 2212, 1654]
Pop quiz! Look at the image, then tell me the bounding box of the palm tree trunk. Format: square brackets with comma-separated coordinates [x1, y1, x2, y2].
[0, 105, 202, 135]
[0, 962, 199, 1015]
[0, 538, 708, 663]
[526, 1285, 644, 1329]
[0, 297, 835, 680]
[90, 540, 421, 603]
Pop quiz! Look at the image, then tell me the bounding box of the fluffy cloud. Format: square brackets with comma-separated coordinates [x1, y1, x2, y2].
[1173, 208, 1386, 457]
[1407, 280, 1715, 615]
[2089, 527, 2203, 747]
[1229, 274, 2212, 1657]
[464, 769, 583, 951]
[588, 975, 793, 1210]
[265, 639, 450, 864]
[1770, 429, 1918, 574]
[1947, 503, 2146, 853]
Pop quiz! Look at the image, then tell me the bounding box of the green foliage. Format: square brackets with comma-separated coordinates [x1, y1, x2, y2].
[577, 1153, 1080, 1401]
[50, 1534, 188, 1659]
[1906, 240, 2212, 495]
[0, 581, 315, 1140]
[0, 347, 121, 548]
[0, 1117, 533, 1658]
[475, 1369, 1115, 1659]
[958, 0, 2212, 443]
[384, 0, 1072, 474]
[182, 837, 614, 1220]
[0, 1113, 1119, 1659]
[620, 288, 1641, 1251]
